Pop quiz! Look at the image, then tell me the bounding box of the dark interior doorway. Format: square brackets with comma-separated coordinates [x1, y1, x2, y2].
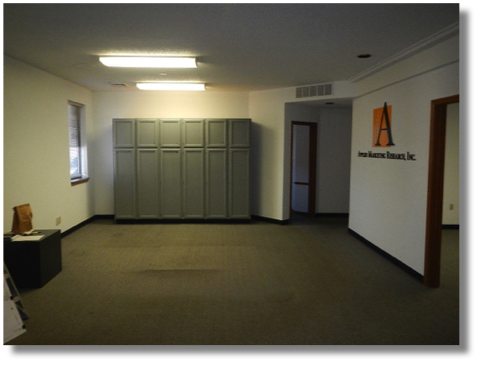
[290, 121, 318, 219]
[424, 94, 459, 287]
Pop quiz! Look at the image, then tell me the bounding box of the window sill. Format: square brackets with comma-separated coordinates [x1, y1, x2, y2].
[71, 176, 90, 186]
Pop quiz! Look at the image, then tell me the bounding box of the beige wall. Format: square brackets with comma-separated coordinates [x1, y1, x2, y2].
[3, 56, 95, 232]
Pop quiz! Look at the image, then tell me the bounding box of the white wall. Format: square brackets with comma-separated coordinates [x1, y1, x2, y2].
[317, 107, 352, 213]
[3, 56, 95, 232]
[248, 88, 293, 220]
[92, 91, 250, 215]
[349, 35, 459, 275]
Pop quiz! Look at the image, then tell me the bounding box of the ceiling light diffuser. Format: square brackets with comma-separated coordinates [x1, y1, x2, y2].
[136, 83, 205, 91]
[99, 57, 197, 68]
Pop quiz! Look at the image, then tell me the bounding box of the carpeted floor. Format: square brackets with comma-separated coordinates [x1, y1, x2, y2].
[6, 215, 460, 345]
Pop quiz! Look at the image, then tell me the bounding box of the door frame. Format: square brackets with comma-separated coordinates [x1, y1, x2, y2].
[424, 94, 459, 287]
[289, 121, 318, 218]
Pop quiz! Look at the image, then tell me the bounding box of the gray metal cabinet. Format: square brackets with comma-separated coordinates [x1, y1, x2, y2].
[137, 119, 158, 147]
[114, 149, 136, 219]
[206, 119, 227, 147]
[229, 149, 250, 218]
[113, 119, 135, 148]
[137, 149, 159, 218]
[206, 149, 228, 218]
[160, 149, 182, 218]
[183, 149, 205, 218]
[160, 119, 181, 147]
[113, 118, 250, 221]
[229, 119, 250, 148]
[183, 119, 204, 147]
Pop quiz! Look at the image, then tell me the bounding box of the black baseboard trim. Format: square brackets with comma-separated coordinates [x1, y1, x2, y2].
[63, 213, 349, 234]
[348, 228, 424, 283]
[62, 215, 115, 238]
[61, 216, 98, 238]
[315, 213, 349, 218]
[291, 212, 349, 219]
[114, 218, 251, 224]
[94, 215, 115, 220]
[61, 215, 253, 237]
[442, 224, 459, 230]
[251, 215, 289, 225]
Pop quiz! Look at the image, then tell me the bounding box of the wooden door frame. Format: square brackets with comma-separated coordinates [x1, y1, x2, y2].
[424, 94, 459, 287]
[289, 121, 318, 218]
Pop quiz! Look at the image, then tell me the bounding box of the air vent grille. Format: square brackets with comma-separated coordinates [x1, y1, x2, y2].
[295, 83, 333, 98]
[108, 82, 128, 87]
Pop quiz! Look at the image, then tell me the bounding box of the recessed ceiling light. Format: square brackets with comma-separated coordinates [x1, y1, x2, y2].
[99, 57, 197, 68]
[357, 54, 372, 59]
[136, 83, 205, 91]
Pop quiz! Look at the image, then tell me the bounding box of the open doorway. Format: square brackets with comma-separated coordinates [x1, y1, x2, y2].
[285, 102, 353, 225]
[424, 94, 459, 287]
[290, 121, 317, 218]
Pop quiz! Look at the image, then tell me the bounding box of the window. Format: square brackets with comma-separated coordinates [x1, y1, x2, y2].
[68, 101, 88, 185]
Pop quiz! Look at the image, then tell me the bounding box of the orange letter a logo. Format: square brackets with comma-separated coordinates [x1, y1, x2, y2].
[373, 102, 394, 147]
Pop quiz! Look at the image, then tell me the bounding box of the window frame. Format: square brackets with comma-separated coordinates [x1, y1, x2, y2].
[68, 101, 89, 186]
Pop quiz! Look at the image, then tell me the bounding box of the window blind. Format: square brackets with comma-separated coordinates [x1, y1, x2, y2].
[68, 102, 82, 179]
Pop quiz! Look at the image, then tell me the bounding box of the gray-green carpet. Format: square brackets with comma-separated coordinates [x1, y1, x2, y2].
[6, 215, 459, 345]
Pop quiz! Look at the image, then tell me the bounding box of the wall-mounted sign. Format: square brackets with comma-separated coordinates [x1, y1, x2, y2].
[357, 150, 416, 161]
[357, 102, 416, 162]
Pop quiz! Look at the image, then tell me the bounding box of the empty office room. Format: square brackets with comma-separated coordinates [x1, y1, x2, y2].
[3, 3, 463, 351]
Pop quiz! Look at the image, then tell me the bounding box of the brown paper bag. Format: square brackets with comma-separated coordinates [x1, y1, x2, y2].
[11, 204, 33, 234]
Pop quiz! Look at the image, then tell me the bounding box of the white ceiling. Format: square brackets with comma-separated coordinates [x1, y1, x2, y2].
[4, 3, 459, 94]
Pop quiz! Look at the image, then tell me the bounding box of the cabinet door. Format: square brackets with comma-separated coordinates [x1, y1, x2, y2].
[229, 119, 250, 148]
[205, 119, 227, 147]
[113, 119, 135, 148]
[206, 149, 228, 218]
[137, 149, 159, 218]
[183, 149, 205, 218]
[160, 119, 181, 147]
[114, 149, 136, 219]
[229, 149, 250, 219]
[137, 119, 158, 147]
[160, 149, 182, 218]
[183, 119, 204, 147]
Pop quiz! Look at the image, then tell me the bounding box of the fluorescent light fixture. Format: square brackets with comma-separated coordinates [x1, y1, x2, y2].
[99, 57, 197, 68]
[136, 83, 205, 91]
